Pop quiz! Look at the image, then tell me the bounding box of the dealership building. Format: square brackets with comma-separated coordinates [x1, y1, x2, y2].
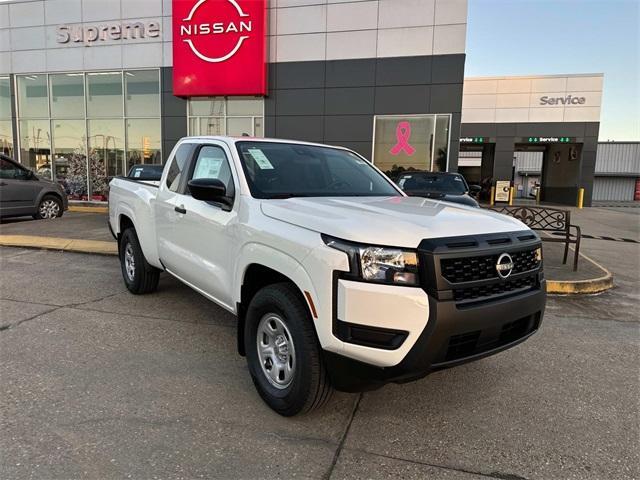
[0, 0, 636, 205]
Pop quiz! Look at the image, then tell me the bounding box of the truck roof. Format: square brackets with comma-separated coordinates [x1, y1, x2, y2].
[181, 136, 351, 150]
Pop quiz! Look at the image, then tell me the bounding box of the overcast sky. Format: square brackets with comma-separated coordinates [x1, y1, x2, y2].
[466, 0, 640, 141]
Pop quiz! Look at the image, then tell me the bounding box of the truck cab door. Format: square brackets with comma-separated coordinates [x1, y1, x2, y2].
[155, 142, 240, 310]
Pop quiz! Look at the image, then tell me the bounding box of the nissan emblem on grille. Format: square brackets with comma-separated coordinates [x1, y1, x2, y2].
[496, 253, 515, 279]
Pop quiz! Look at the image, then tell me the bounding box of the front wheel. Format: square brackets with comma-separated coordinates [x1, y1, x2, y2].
[119, 227, 160, 294]
[33, 195, 63, 219]
[245, 283, 333, 416]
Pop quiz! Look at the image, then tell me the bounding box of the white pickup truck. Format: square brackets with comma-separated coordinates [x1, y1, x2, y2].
[108, 137, 546, 416]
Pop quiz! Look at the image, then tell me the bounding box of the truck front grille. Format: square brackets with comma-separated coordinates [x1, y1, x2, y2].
[452, 273, 538, 303]
[441, 247, 540, 283]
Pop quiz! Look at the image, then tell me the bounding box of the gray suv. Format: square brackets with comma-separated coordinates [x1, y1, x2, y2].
[0, 154, 68, 220]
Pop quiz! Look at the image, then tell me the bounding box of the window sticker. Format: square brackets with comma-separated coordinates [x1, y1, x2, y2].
[194, 157, 223, 179]
[454, 176, 462, 182]
[133, 169, 142, 178]
[248, 148, 274, 169]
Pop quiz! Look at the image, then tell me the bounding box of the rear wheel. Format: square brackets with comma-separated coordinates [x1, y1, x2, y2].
[33, 195, 63, 219]
[119, 227, 160, 294]
[245, 283, 333, 416]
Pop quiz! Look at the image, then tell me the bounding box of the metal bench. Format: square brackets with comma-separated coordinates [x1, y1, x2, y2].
[488, 206, 582, 271]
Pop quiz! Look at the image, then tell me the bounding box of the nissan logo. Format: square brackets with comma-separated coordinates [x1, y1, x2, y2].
[496, 253, 514, 279]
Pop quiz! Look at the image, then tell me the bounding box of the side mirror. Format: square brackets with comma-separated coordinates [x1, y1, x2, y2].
[188, 178, 227, 202]
[469, 185, 481, 195]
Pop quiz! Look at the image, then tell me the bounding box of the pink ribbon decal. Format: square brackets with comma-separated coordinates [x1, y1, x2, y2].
[389, 121, 416, 156]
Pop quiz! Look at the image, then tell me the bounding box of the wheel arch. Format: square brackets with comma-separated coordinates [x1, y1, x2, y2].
[235, 248, 318, 357]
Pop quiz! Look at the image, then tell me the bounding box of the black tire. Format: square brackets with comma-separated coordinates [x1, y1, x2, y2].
[33, 195, 63, 220]
[119, 227, 160, 294]
[245, 283, 333, 416]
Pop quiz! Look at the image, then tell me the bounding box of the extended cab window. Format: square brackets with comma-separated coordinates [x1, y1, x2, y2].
[166, 144, 192, 192]
[189, 146, 235, 197]
[235, 142, 400, 199]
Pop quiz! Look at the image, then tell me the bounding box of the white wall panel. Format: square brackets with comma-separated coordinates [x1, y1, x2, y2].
[462, 94, 496, 109]
[82, 0, 121, 22]
[45, 0, 82, 25]
[0, 52, 11, 74]
[327, 30, 377, 60]
[327, 1, 378, 32]
[11, 26, 47, 51]
[377, 26, 433, 57]
[528, 107, 564, 122]
[495, 108, 529, 122]
[12, 50, 46, 73]
[0, 4, 9, 29]
[83, 44, 122, 69]
[0, 29, 10, 52]
[277, 4, 326, 35]
[496, 93, 529, 108]
[378, 0, 435, 29]
[497, 78, 531, 94]
[162, 41, 173, 67]
[530, 76, 567, 93]
[463, 74, 604, 123]
[122, 42, 163, 68]
[435, 0, 467, 25]
[463, 79, 498, 95]
[433, 23, 466, 54]
[563, 106, 601, 122]
[122, 0, 162, 20]
[567, 75, 603, 92]
[276, 33, 326, 62]
[9, 1, 45, 28]
[46, 47, 84, 71]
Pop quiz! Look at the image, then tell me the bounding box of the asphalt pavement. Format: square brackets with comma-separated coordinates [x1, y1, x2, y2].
[0, 206, 639, 479]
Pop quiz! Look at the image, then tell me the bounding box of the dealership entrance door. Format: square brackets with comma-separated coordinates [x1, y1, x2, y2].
[515, 138, 583, 205]
[458, 140, 495, 202]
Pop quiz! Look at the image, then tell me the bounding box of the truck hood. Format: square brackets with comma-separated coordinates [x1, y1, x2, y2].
[260, 196, 528, 248]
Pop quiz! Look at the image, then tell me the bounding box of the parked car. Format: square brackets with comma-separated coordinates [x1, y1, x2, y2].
[395, 171, 481, 207]
[109, 137, 546, 416]
[0, 154, 68, 220]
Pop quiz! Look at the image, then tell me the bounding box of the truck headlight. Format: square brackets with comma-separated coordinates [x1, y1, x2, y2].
[322, 235, 420, 286]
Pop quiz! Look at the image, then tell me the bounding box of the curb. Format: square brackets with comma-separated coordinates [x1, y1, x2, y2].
[545, 251, 614, 295]
[0, 235, 117, 256]
[68, 206, 109, 213]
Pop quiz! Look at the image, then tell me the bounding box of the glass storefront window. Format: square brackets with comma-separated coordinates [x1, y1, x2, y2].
[88, 119, 124, 198]
[13, 70, 161, 202]
[0, 77, 11, 119]
[126, 118, 161, 171]
[125, 70, 160, 117]
[50, 74, 85, 119]
[17, 75, 49, 119]
[0, 121, 13, 158]
[433, 115, 451, 172]
[19, 119, 51, 176]
[87, 72, 123, 118]
[52, 120, 87, 198]
[373, 114, 451, 177]
[188, 97, 264, 137]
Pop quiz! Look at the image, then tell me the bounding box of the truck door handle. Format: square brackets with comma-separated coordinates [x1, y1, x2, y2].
[174, 205, 187, 215]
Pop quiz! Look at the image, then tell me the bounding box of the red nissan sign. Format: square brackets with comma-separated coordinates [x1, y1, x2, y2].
[172, 0, 267, 97]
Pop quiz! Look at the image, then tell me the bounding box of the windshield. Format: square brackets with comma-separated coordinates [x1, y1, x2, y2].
[236, 142, 401, 199]
[397, 173, 468, 195]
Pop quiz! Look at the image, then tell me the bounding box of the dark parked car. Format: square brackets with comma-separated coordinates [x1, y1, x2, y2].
[395, 171, 480, 207]
[0, 154, 68, 219]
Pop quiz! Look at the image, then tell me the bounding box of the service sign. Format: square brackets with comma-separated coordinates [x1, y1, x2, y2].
[173, 0, 267, 97]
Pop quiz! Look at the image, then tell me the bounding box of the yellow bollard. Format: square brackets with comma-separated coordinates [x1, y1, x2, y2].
[577, 188, 585, 209]
[536, 187, 541, 205]
[490, 186, 495, 206]
[509, 186, 515, 206]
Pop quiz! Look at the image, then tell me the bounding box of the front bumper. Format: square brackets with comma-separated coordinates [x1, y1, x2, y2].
[325, 283, 545, 392]
[323, 231, 546, 392]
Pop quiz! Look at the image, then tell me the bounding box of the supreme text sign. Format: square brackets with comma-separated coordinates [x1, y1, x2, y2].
[173, 0, 267, 97]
